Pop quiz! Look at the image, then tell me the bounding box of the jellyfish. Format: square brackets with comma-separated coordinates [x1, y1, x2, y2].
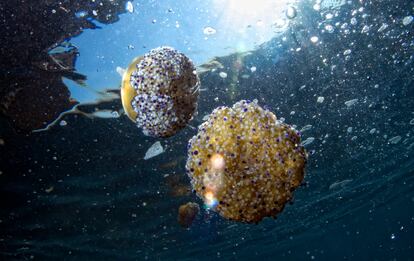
[185, 100, 307, 223]
[177, 202, 200, 228]
[121, 46, 200, 138]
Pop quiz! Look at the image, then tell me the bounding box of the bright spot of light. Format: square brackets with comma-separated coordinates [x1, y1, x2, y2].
[204, 190, 218, 208]
[212, 0, 290, 30]
[209, 0, 292, 57]
[210, 153, 225, 170]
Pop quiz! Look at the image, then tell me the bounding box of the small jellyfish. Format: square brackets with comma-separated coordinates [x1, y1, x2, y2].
[185, 100, 307, 223]
[121, 46, 200, 137]
[177, 202, 200, 228]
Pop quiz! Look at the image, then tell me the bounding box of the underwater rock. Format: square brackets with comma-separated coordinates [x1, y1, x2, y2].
[0, 70, 79, 131]
[121, 47, 200, 138]
[0, 0, 130, 131]
[186, 100, 307, 223]
[177, 202, 200, 228]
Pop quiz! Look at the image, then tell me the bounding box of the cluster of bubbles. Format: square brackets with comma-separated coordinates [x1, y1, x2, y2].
[121, 47, 307, 224]
[121, 46, 200, 138]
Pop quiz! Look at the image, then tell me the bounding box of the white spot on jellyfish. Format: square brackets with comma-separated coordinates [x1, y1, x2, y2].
[250, 66, 257, 73]
[59, 120, 67, 127]
[219, 72, 228, 78]
[203, 26, 217, 35]
[144, 141, 164, 160]
[345, 98, 358, 107]
[126, 1, 134, 13]
[402, 16, 413, 26]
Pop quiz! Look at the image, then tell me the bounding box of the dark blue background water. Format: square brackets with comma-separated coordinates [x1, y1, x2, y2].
[1, 0, 414, 260]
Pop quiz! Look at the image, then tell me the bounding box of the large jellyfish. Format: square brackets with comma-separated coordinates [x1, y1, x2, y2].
[185, 100, 307, 223]
[121, 46, 200, 138]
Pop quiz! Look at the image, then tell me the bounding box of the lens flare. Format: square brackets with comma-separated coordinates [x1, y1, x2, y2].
[204, 190, 218, 208]
[210, 153, 225, 170]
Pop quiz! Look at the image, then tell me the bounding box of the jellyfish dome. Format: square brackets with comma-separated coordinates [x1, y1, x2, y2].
[185, 100, 307, 223]
[121, 46, 200, 138]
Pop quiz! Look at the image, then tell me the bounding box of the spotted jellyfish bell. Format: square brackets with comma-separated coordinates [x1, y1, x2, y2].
[185, 100, 308, 223]
[120, 46, 200, 138]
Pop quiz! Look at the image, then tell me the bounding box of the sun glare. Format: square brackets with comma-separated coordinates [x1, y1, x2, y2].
[211, 0, 293, 52]
[213, 0, 291, 29]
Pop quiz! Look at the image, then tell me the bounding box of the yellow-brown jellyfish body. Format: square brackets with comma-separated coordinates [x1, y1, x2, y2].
[185, 100, 307, 223]
[178, 202, 200, 228]
[121, 46, 200, 138]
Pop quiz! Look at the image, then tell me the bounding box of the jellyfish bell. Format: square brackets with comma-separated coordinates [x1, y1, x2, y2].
[186, 100, 308, 223]
[120, 46, 200, 138]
